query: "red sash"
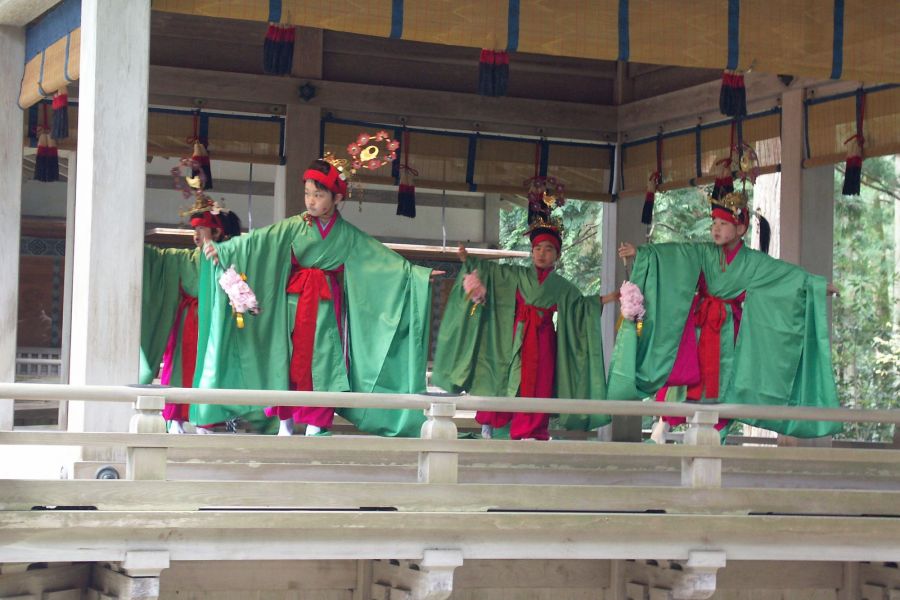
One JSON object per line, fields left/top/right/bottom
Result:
{"left": 287, "top": 266, "right": 334, "bottom": 392}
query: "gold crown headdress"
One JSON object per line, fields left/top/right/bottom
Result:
{"left": 172, "top": 158, "right": 228, "bottom": 220}
{"left": 524, "top": 175, "right": 566, "bottom": 234}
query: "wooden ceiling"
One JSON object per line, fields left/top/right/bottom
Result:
{"left": 149, "top": 11, "right": 721, "bottom": 111}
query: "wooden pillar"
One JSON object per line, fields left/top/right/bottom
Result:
{"left": 283, "top": 104, "right": 322, "bottom": 217}
{"left": 281, "top": 27, "right": 324, "bottom": 219}
{"left": 0, "top": 26, "right": 25, "bottom": 431}
{"left": 68, "top": 0, "right": 150, "bottom": 439}
{"left": 779, "top": 88, "right": 805, "bottom": 264}
{"left": 781, "top": 92, "right": 836, "bottom": 448}
{"left": 611, "top": 184, "right": 645, "bottom": 441}
{"left": 483, "top": 193, "right": 502, "bottom": 246}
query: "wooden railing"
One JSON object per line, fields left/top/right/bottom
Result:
{"left": 1, "top": 382, "right": 899, "bottom": 567}
{"left": 1, "top": 382, "right": 898, "bottom": 493}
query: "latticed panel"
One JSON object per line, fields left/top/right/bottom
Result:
{"left": 546, "top": 145, "right": 612, "bottom": 199}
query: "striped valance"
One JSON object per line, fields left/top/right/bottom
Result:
{"left": 19, "top": 0, "right": 81, "bottom": 109}
{"left": 153, "top": 0, "right": 900, "bottom": 83}
{"left": 806, "top": 85, "right": 900, "bottom": 167}
{"left": 323, "top": 119, "right": 613, "bottom": 201}
{"left": 25, "top": 104, "right": 286, "bottom": 165}
{"left": 621, "top": 110, "right": 782, "bottom": 196}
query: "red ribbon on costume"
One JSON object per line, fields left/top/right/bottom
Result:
{"left": 287, "top": 266, "right": 334, "bottom": 392}
{"left": 687, "top": 292, "right": 744, "bottom": 401}
{"left": 180, "top": 293, "right": 199, "bottom": 388}
{"left": 514, "top": 291, "right": 557, "bottom": 399}
{"left": 160, "top": 288, "right": 198, "bottom": 423}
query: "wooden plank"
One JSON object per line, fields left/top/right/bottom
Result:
{"left": 2, "top": 511, "right": 899, "bottom": 563}
{"left": 148, "top": 66, "right": 618, "bottom": 139}
{"left": 2, "top": 383, "right": 898, "bottom": 425}
{"left": 4, "top": 431, "right": 900, "bottom": 466}
{"left": 2, "top": 480, "right": 897, "bottom": 516}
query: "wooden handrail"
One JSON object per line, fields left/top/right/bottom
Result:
{"left": 1, "top": 383, "right": 898, "bottom": 425}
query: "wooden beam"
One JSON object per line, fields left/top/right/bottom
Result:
{"left": 148, "top": 66, "right": 618, "bottom": 140}
{"left": 2, "top": 511, "right": 899, "bottom": 563}
{"left": 3, "top": 480, "right": 898, "bottom": 515}
{"left": 618, "top": 74, "right": 863, "bottom": 142}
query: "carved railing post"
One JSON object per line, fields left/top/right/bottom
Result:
{"left": 671, "top": 550, "right": 726, "bottom": 600}
{"left": 418, "top": 402, "right": 458, "bottom": 484}
{"left": 127, "top": 395, "right": 167, "bottom": 481}
{"left": 681, "top": 410, "right": 722, "bottom": 488}
{"left": 371, "top": 550, "right": 463, "bottom": 600}
{"left": 91, "top": 551, "right": 169, "bottom": 600}
{"left": 412, "top": 549, "right": 464, "bottom": 600}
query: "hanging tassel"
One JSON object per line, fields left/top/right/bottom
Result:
{"left": 278, "top": 25, "right": 295, "bottom": 75}
{"left": 191, "top": 140, "right": 213, "bottom": 190}
{"left": 493, "top": 50, "right": 509, "bottom": 97}
{"left": 719, "top": 69, "right": 747, "bottom": 118}
{"left": 263, "top": 23, "right": 279, "bottom": 73}
{"left": 397, "top": 130, "right": 417, "bottom": 218}
{"left": 34, "top": 104, "right": 59, "bottom": 182}
{"left": 841, "top": 90, "right": 866, "bottom": 196}
{"left": 641, "top": 171, "right": 660, "bottom": 225}
{"left": 756, "top": 212, "right": 771, "bottom": 255}
{"left": 397, "top": 183, "right": 416, "bottom": 218}
{"left": 51, "top": 86, "right": 69, "bottom": 140}
{"left": 34, "top": 129, "right": 60, "bottom": 182}
{"left": 478, "top": 49, "right": 495, "bottom": 96}
{"left": 711, "top": 157, "right": 734, "bottom": 200}
{"left": 841, "top": 134, "right": 863, "bottom": 196}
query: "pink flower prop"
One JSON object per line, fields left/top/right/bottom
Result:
{"left": 219, "top": 266, "right": 260, "bottom": 316}
{"left": 620, "top": 281, "right": 645, "bottom": 321}
{"left": 463, "top": 269, "right": 487, "bottom": 305}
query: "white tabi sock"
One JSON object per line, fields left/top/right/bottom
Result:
{"left": 481, "top": 424, "right": 493, "bottom": 439}
{"left": 650, "top": 418, "right": 670, "bottom": 444}
{"left": 195, "top": 426, "right": 215, "bottom": 435}
{"left": 278, "top": 419, "right": 294, "bottom": 436}
{"left": 168, "top": 420, "right": 185, "bottom": 434}
{"left": 305, "top": 424, "right": 322, "bottom": 436}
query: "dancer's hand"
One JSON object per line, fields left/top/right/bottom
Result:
{"left": 617, "top": 242, "right": 636, "bottom": 259}
{"left": 457, "top": 244, "right": 468, "bottom": 262}
{"left": 430, "top": 270, "right": 446, "bottom": 283}
{"left": 600, "top": 290, "right": 620, "bottom": 305}
{"left": 203, "top": 241, "right": 219, "bottom": 265}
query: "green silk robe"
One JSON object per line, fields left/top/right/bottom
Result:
{"left": 194, "top": 213, "right": 433, "bottom": 436}
{"left": 607, "top": 243, "right": 841, "bottom": 437}
{"left": 139, "top": 245, "right": 199, "bottom": 386}
{"left": 432, "top": 256, "right": 610, "bottom": 431}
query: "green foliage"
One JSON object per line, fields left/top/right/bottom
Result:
{"left": 498, "top": 198, "right": 605, "bottom": 294}
{"left": 832, "top": 156, "right": 898, "bottom": 442}
{"left": 648, "top": 187, "right": 712, "bottom": 244}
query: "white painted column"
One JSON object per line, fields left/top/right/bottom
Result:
{"left": 58, "top": 151, "right": 76, "bottom": 429}
{"left": 0, "top": 26, "right": 25, "bottom": 431}
{"left": 779, "top": 88, "right": 805, "bottom": 264}
{"left": 68, "top": 0, "right": 150, "bottom": 436}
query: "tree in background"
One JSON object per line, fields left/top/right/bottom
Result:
{"left": 832, "top": 155, "right": 898, "bottom": 442}
{"left": 499, "top": 198, "right": 605, "bottom": 295}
